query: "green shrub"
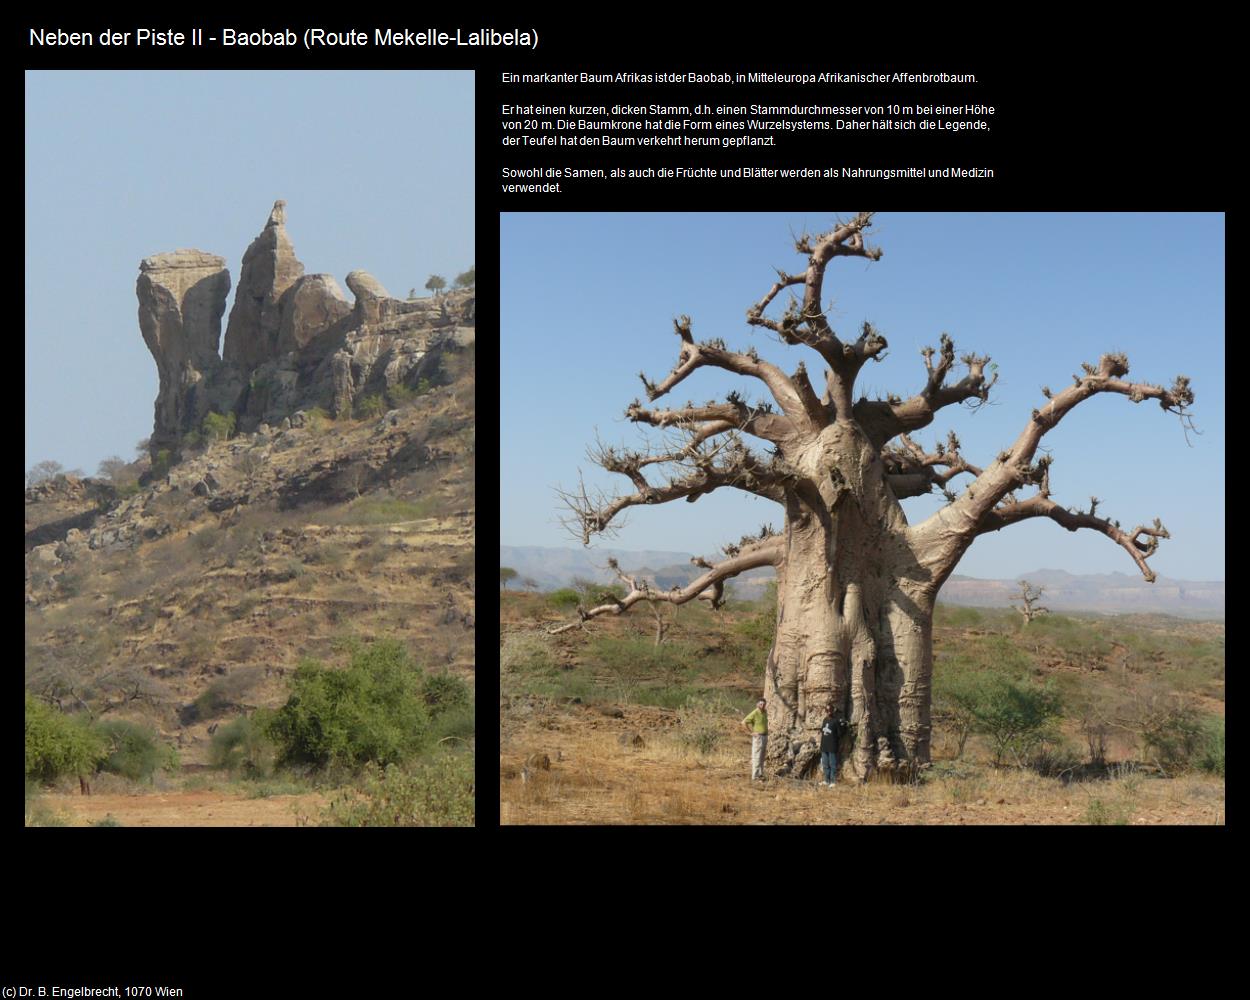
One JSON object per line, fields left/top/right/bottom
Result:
{"left": 1198, "top": 717, "right": 1225, "bottom": 777}
{"left": 304, "top": 406, "right": 332, "bottom": 433}
{"left": 264, "top": 639, "right": 429, "bottom": 771}
{"left": 202, "top": 411, "right": 237, "bottom": 442}
{"left": 387, "top": 384, "right": 416, "bottom": 406}
{"left": 24, "top": 693, "right": 107, "bottom": 785}
{"left": 936, "top": 605, "right": 984, "bottom": 628}
{"left": 209, "top": 715, "right": 276, "bottom": 778}
{"left": 941, "top": 673, "right": 1063, "bottom": 767}
{"left": 547, "top": 588, "right": 581, "bottom": 609}
{"left": 421, "top": 671, "right": 471, "bottom": 717}
{"left": 93, "top": 719, "right": 178, "bottom": 782}
{"left": 932, "top": 670, "right": 984, "bottom": 758}
{"left": 355, "top": 394, "right": 387, "bottom": 420}
{"left": 320, "top": 753, "right": 474, "bottom": 827}
{"left": 152, "top": 449, "right": 173, "bottom": 476}
{"left": 1083, "top": 797, "right": 1131, "bottom": 826}
{"left": 1139, "top": 699, "right": 1206, "bottom": 776}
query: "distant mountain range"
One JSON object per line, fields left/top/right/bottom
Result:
{"left": 500, "top": 545, "right": 1224, "bottom": 618}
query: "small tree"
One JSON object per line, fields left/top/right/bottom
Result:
{"left": 971, "top": 676, "right": 1063, "bottom": 767}
{"left": 455, "top": 265, "right": 475, "bottom": 289}
{"left": 202, "top": 411, "right": 237, "bottom": 443}
{"left": 25, "top": 460, "right": 64, "bottom": 487}
{"left": 96, "top": 455, "right": 129, "bottom": 481}
{"left": 425, "top": 274, "right": 447, "bottom": 298}
{"left": 1011, "top": 580, "right": 1050, "bottom": 625}
{"left": 500, "top": 566, "right": 519, "bottom": 590}
{"left": 25, "top": 693, "right": 106, "bottom": 791}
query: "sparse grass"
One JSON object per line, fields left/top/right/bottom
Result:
{"left": 500, "top": 591, "right": 1224, "bottom": 825}
{"left": 342, "top": 497, "right": 438, "bottom": 524}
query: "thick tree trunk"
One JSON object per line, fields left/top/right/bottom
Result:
{"left": 762, "top": 425, "right": 935, "bottom": 782}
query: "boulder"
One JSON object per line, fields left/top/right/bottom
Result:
{"left": 345, "top": 270, "right": 391, "bottom": 323}
{"left": 275, "top": 273, "right": 352, "bottom": 354}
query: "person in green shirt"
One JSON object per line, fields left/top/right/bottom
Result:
{"left": 741, "top": 699, "right": 768, "bottom": 781}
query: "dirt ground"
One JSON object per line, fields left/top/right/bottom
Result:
{"left": 34, "top": 790, "right": 327, "bottom": 827}
{"left": 500, "top": 700, "right": 1226, "bottom": 826}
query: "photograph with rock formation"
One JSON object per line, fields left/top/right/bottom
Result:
{"left": 500, "top": 212, "right": 1224, "bottom": 825}
{"left": 25, "top": 71, "right": 475, "bottom": 826}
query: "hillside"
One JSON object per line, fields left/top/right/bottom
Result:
{"left": 25, "top": 204, "right": 475, "bottom": 826}
{"left": 500, "top": 591, "right": 1224, "bottom": 825}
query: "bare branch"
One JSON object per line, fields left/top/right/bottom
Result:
{"left": 640, "top": 316, "right": 822, "bottom": 431}
{"left": 548, "top": 534, "right": 783, "bottom": 634}
{"left": 624, "top": 396, "right": 795, "bottom": 446}
{"left": 882, "top": 430, "right": 983, "bottom": 500}
{"left": 559, "top": 434, "right": 796, "bottom": 544}
{"left": 978, "top": 496, "right": 1171, "bottom": 583}
{"left": 945, "top": 353, "right": 1193, "bottom": 526}
{"left": 745, "top": 214, "right": 884, "bottom": 419}
{"left": 857, "top": 334, "right": 998, "bottom": 447}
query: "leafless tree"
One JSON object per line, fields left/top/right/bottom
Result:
{"left": 1011, "top": 580, "right": 1050, "bottom": 625}
{"left": 556, "top": 214, "right": 1194, "bottom": 781}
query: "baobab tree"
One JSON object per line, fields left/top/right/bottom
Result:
{"left": 558, "top": 214, "right": 1194, "bottom": 781}
{"left": 1011, "top": 580, "right": 1050, "bottom": 625}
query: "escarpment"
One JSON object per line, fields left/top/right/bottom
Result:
{"left": 137, "top": 200, "right": 473, "bottom": 460}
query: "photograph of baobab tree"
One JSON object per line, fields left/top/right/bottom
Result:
{"left": 500, "top": 212, "right": 1223, "bottom": 825}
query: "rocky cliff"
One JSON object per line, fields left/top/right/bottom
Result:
{"left": 138, "top": 200, "right": 473, "bottom": 459}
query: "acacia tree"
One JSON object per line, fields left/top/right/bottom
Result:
{"left": 558, "top": 214, "right": 1195, "bottom": 781}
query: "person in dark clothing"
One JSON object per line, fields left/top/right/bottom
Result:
{"left": 820, "top": 705, "right": 847, "bottom": 786}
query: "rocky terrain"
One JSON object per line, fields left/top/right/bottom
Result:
{"left": 138, "top": 199, "right": 473, "bottom": 459}
{"left": 25, "top": 203, "right": 475, "bottom": 775}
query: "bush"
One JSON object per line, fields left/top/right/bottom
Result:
{"left": 676, "top": 694, "right": 735, "bottom": 755}
{"left": 304, "top": 406, "right": 332, "bottom": 433}
{"left": 25, "top": 692, "right": 106, "bottom": 785}
{"left": 387, "top": 383, "right": 416, "bottom": 406}
{"left": 938, "top": 673, "right": 1063, "bottom": 767}
{"left": 1198, "top": 717, "right": 1225, "bottom": 777}
{"left": 355, "top": 394, "right": 387, "bottom": 420}
{"left": 264, "top": 639, "right": 429, "bottom": 771}
{"left": 1139, "top": 698, "right": 1206, "bottom": 776}
{"left": 94, "top": 719, "right": 178, "bottom": 783}
{"left": 547, "top": 588, "right": 581, "bottom": 609}
{"left": 421, "top": 671, "right": 471, "bottom": 717}
{"left": 209, "top": 715, "right": 276, "bottom": 778}
{"left": 932, "top": 670, "right": 984, "bottom": 759}
{"left": 320, "top": 754, "right": 474, "bottom": 827}
{"left": 202, "top": 411, "right": 237, "bottom": 443}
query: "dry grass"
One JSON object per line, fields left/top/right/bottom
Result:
{"left": 500, "top": 699, "right": 1225, "bottom": 826}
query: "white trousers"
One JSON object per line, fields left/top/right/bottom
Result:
{"left": 751, "top": 733, "right": 768, "bottom": 780}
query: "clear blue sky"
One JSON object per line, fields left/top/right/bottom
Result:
{"left": 25, "top": 70, "right": 474, "bottom": 475}
{"left": 502, "top": 213, "right": 1225, "bottom": 582}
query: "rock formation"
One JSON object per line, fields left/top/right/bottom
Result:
{"left": 222, "top": 202, "right": 305, "bottom": 369}
{"left": 137, "top": 200, "right": 471, "bottom": 459}
{"left": 136, "top": 251, "right": 232, "bottom": 456}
